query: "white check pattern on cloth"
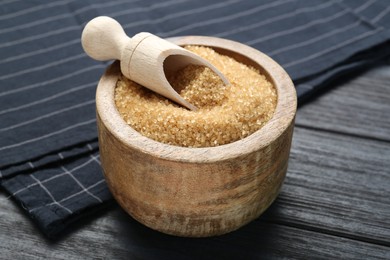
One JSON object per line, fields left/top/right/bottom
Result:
{"left": 1, "top": 149, "right": 109, "bottom": 237}
{"left": 1, "top": 0, "right": 389, "bottom": 237}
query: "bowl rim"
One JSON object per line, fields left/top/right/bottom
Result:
{"left": 96, "top": 36, "right": 297, "bottom": 163}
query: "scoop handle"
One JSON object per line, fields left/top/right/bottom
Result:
{"left": 81, "top": 16, "right": 130, "bottom": 61}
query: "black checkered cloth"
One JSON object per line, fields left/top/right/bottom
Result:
{"left": 1, "top": 0, "right": 389, "bottom": 238}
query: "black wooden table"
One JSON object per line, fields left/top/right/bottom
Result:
{"left": 1, "top": 65, "right": 389, "bottom": 259}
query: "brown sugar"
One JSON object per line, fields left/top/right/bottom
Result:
{"left": 114, "top": 46, "right": 277, "bottom": 148}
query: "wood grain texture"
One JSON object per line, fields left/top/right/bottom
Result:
{"left": 1, "top": 193, "right": 389, "bottom": 260}
{"left": 1, "top": 52, "right": 390, "bottom": 259}
{"left": 269, "top": 126, "right": 390, "bottom": 245}
{"left": 296, "top": 66, "right": 390, "bottom": 141}
{"left": 96, "top": 36, "right": 297, "bottom": 237}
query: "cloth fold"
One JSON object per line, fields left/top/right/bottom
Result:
{"left": 1, "top": 0, "right": 389, "bottom": 237}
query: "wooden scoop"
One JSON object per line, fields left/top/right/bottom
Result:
{"left": 81, "top": 16, "right": 229, "bottom": 110}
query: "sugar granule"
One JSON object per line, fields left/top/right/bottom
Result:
{"left": 115, "top": 46, "right": 277, "bottom": 147}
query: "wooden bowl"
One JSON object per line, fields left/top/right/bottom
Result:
{"left": 96, "top": 36, "right": 297, "bottom": 237}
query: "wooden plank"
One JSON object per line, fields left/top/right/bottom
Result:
{"left": 266, "top": 126, "right": 390, "bottom": 245}
{"left": 1, "top": 194, "right": 389, "bottom": 259}
{"left": 0, "top": 126, "right": 389, "bottom": 258}
{"left": 1, "top": 66, "right": 390, "bottom": 258}
{"left": 296, "top": 65, "right": 390, "bottom": 141}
